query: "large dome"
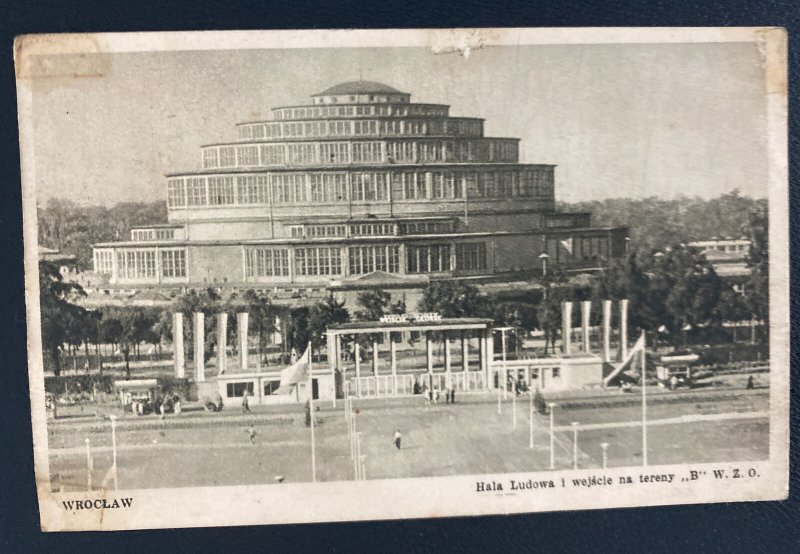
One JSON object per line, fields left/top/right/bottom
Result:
{"left": 313, "top": 80, "right": 405, "bottom": 96}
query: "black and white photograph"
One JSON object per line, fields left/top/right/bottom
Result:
{"left": 15, "top": 28, "right": 789, "bottom": 531}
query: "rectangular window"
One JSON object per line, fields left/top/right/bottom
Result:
{"left": 455, "top": 242, "right": 488, "bottom": 271}
{"left": 202, "top": 149, "right": 219, "bottom": 169}
{"left": 348, "top": 245, "right": 400, "bottom": 275}
{"left": 160, "top": 249, "right": 187, "bottom": 278}
{"left": 116, "top": 249, "right": 157, "bottom": 280}
{"left": 351, "top": 142, "right": 382, "bottom": 163}
{"left": 309, "top": 173, "right": 347, "bottom": 203}
{"left": 286, "top": 144, "right": 316, "bottom": 165}
{"left": 237, "top": 146, "right": 259, "bottom": 167}
{"left": 319, "top": 142, "right": 349, "bottom": 164}
{"left": 236, "top": 175, "right": 269, "bottom": 204}
{"left": 219, "top": 147, "right": 236, "bottom": 168}
{"left": 270, "top": 174, "right": 307, "bottom": 204}
{"left": 295, "top": 247, "right": 342, "bottom": 276}
{"left": 167, "top": 179, "right": 186, "bottom": 208}
{"left": 260, "top": 144, "right": 285, "bottom": 165}
{"left": 226, "top": 382, "right": 254, "bottom": 398}
{"left": 208, "top": 176, "right": 235, "bottom": 205}
{"left": 93, "top": 250, "right": 114, "bottom": 274}
{"left": 244, "top": 247, "right": 290, "bottom": 278}
{"left": 186, "top": 177, "right": 207, "bottom": 206}
{"left": 304, "top": 224, "right": 347, "bottom": 238}
{"left": 350, "top": 173, "right": 388, "bottom": 202}
{"left": 406, "top": 244, "right": 451, "bottom": 274}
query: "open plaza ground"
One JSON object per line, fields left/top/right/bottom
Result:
{"left": 47, "top": 386, "right": 769, "bottom": 492}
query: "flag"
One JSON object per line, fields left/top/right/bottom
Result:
{"left": 560, "top": 237, "right": 573, "bottom": 254}
{"left": 603, "top": 332, "right": 646, "bottom": 386}
{"left": 276, "top": 346, "right": 310, "bottom": 394}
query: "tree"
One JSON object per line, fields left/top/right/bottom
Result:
{"left": 241, "top": 290, "right": 277, "bottom": 365}
{"left": 417, "top": 280, "right": 485, "bottom": 317}
{"left": 745, "top": 203, "right": 768, "bottom": 339}
{"left": 355, "top": 290, "right": 392, "bottom": 321}
{"left": 39, "top": 261, "right": 86, "bottom": 375}
{"left": 308, "top": 294, "right": 350, "bottom": 350}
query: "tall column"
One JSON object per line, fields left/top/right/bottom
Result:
{"left": 327, "top": 332, "right": 337, "bottom": 405}
{"left": 390, "top": 334, "right": 397, "bottom": 396}
{"left": 193, "top": 312, "right": 205, "bottom": 382}
{"left": 217, "top": 313, "right": 228, "bottom": 375}
{"left": 562, "top": 301, "right": 573, "bottom": 355}
{"left": 581, "top": 300, "right": 591, "bottom": 353}
{"left": 237, "top": 312, "right": 249, "bottom": 371}
{"left": 372, "top": 338, "right": 379, "bottom": 378}
{"left": 173, "top": 313, "right": 185, "bottom": 378}
{"left": 444, "top": 333, "right": 452, "bottom": 388}
{"left": 602, "top": 300, "right": 612, "bottom": 362}
{"left": 461, "top": 331, "right": 469, "bottom": 372}
{"left": 485, "top": 329, "right": 493, "bottom": 389}
{"left": 426, "top": 331, "right": 433, "bottom": 380}
{"left": 619, "top": 299, "right": 629, "bottom": 360}
{"left": 354, "top": 341, "right": 361, "bottom": 380}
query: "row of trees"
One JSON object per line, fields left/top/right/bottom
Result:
{"left": 39, "top": 191, "right": 765, "bottom": 273}
{"left": 39, "top": 196, "right": 768, "bottom": 375}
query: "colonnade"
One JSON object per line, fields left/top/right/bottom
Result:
{"left": 560, "top": 299, "right": 629, "bottom": 361}
{"left": 172, "top": 311, "right": 251, "bottom": 382}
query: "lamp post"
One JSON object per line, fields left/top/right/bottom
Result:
{"left": 539, "top": 253, "right": 550, "bottom": 277}
{"left": 548, "top": 402, "right": 557, "bottom": 469}
{"left": 109, "top": 414, "right": 118, "bottom": 490}
{"left": 495, "top": 327, "right": 513, "bottom": 400}
{"left": 85, "top": 438, "right": 92, "bottom": 492}
{"left": 571, "top": 421, "right": 579, "bottom": 470}
{"left": 529, "top": 408, "right": 534, "bottom": 449}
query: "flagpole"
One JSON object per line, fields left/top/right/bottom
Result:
{"left": 641, "top": 331, "right": 647, "bottom": 467}
{"left": 309, "top": 342, "right": 317, "bottom": 483}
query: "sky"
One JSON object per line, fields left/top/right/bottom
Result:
{"left": 27, "top": 41, "right": 769, "bottom": 207}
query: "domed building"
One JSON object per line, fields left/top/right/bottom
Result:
{"left": 92, "top": 81, "right": 627, "bottom": 296}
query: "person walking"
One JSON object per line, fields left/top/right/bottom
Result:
{"left": 242, "top": 389, "right": 251, "bottom": 413}
{"left": 450, "top": 387, "right": 456, "bottom": 404}
{"left": 393, "top": 429, "right": 402, "bottom": 450}
{"left": 248, "top": 424, "right": 257, "bottom": 444}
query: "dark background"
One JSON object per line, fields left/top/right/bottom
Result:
{"left": 1, "top": 1, "right": 797, "bottom": 551}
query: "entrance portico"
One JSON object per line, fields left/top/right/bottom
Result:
{"left": 326, "top": 316, "right": 494, "bottom": 399}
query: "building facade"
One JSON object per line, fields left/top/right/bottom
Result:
{"left": 92, "top": 81, "right": 627, "bottom": 290}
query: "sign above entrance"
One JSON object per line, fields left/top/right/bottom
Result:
{"left": 379, "top": 312, "right": 442, "bottom": 324}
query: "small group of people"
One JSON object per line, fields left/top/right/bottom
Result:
{"left": 131, "top": 394, "right": 181, "bottom": 417}
{"left": 425, "top": 387, "right": 457, "bottom": 405}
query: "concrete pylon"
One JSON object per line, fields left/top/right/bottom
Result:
{"left": 193, "top": 312, "right": 205, "bottom": 382}
{"left": 173, "top": 313, "right": 185, "bottom": 378}
{"left": 562, "top": 301, "right": 573, "bottom": 355}
{"left": 237, "top": 312, "right": 249, "bottom": 371}
{"left": 602, "top": 300, "right": 612, "bottom": 362}
{"left": 217, "top": 312, "right": 228, "bottom": 375}
{"left": 619, "top": 299, "right": 629, "bottom": 360}
{"left": 581, "top": 300, "right": 591, "bottom": 353}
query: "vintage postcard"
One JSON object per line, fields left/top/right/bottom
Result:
{"left": 16, "top": 28, "right": 788, "bottom": 531}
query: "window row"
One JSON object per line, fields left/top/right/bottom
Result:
{"left": 269, "top": 103, "right": 447, "bottom": 121}
{"left": 167, "top": 169, "right": 553, "bottom": 208}
{"left": 232, "top": 117, "right": 483, "bottom": 144}
{"left": 100, "top": 242, "right": 490, "bottom": 281}
{"left": 201, "top": 139, "right": 517, "bottom": 169}
{"left": 103, "top": 249, "right": 187, "bottom": 280}
{"left": 288, "top": 221, "right": 453, "bottom": 239}
{"left": 130, "top": 228, "right": 177, "bottom": 241}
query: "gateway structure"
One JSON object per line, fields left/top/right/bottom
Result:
{"left": 92, "top": 81, "right": 627, "bottom": 290}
